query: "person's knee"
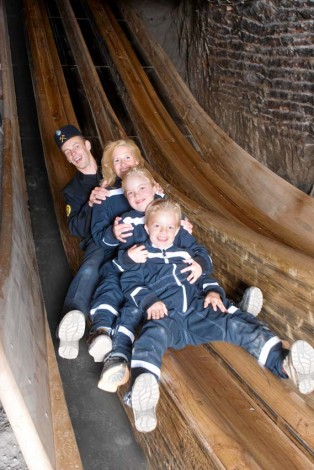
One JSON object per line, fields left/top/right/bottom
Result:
{"left": 140, "top": 321, "right": 170, "bottom": 348}
{"left": 78, "top": 262, "right": 99, "bottom": 278}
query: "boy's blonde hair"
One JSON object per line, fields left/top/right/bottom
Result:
{"left": 122, "top": 167, "right": 156, "bottom": 192}
{"left": 101, "top": 139, "right": 145, "bottom": 186}
{"left": 145, "top": 199, "right": 182, "bottom": 228}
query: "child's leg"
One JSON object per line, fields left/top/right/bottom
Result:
{"left": 88, "top": 266, "right": 124, "bottom": 362}
{"left": 238, "top": 286, "right": 263, "bottom": 317}
{"left": 186, "top": 301, "right": 286, "bottom": 373}
{"left": 282, "top": 341, "right": 314, "bottom": 394}
{"left": 98, "top": 306, "right": 143, "bottom": 392}
{"left": 131, "top": 316, "right": 178, "bottom": 381}
{"left": 187, "top": 301, "right": 278, "bottom": 358}
{"left": 129, "top": 316, "right": 180, "bottom": 433}
{"left": 131, "top": 372, "right": 160, "bottom": 433}
{"left": 188, "top": 302, "right": 314, "bottom": 394}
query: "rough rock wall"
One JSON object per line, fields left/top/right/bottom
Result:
{"left": 130, "top": 0, "right": 314, "bottom": 194}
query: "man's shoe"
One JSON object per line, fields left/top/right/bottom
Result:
{"left": 98, "top": 355, "right": 129, "bottom": 392}
{"left": 58, "top": 310, "right": 85, "bottom": 359}
{"left": 88, "top": 329, "right": 112, "bottom": 362}
{"left": 283, "top": 340, "right": 314, "bottom": 394}
{"left": 238, "top": 286, "right": 263, "bottom": 317}
{"left": 131, "top": 373, "right": 160, "bottom": 433}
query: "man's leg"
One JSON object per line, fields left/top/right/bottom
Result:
{"left": 58, "top": 241, "right": 105, "bottom": 359}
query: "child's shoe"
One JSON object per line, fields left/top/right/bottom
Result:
{"left": 57, "top": 310, "right": 86, "bottom": 359}
{"left": 283, "top": 340, "right": 314, "bottom": 394}
{"left": 98, "top": 355, "right": 129, "bottom": 392}
{"left": 88, "top": 329, "right": 112, "bottom": 362}
{"left": 131, "top": 373, "right": 160, "bottom": 433}
{"left": 238, "top": 286, "right": 263, "bottom": 317}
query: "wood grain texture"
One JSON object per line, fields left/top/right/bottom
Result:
{"left": 23, "top": 0, "right": 82, "bottom": 273}
{"left": 19, "top": 0, "right": 314, "bottom": 467}
{"left": 0, "top": 1, "right": 82, "bottom": 468}
{"left": 97, "top": 0, "right": 314, "bottom": 257}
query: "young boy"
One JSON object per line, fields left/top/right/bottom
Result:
{"left": 120, "top": 198, "right": 314, "bottom": 433}
{"left": 97, "top": 167, "right": 214, "bottom": 390}
{"left": 97, "top": 168, "right": 263, "bottom": 392}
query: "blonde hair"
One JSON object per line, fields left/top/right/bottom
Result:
{"left": 121, "top": 167, "right": 156, "bottom": 192}
{"left": 101, "top": 139, "right": 145, "bottom": 186}
{"left": 145, "top": 198, "right": 182, "bottom": 228}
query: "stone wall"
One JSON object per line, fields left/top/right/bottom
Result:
{"left": 130, "top": 0, "right": 314, "bottom": 194}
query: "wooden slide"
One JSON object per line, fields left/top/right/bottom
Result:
{"left": 0, "top": 1, "right": 82, "bottom": 468}
{"left": 1, "top": 0, "right": 313, "bottom": 468}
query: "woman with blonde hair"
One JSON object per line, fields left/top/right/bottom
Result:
{"left": 87, "top": 138, "right": 147, "bottom": 363}
{"left": 101, "top": 138, "right": 145, "bottom": 187}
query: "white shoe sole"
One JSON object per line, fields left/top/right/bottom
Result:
{"left": 88, "top": 334, "right": 112, "bottom": 362}
{"left": 131, "top": 373, "right": 159, "bottom": 433}
{"left": 238, "top": 287, "right": 263, "bottom": 317}
{"left": 98, "top": 362, "right": 130, "bottom": 393}
{"left": 58, "top": 310, "right": 85, "bottom": 359}
{"left": 291, "top": 340, "right": 314, "bottom": 394}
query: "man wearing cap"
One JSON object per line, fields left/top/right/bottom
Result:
{"left": 54, "top": 124, "right": 109, "bottom": 359}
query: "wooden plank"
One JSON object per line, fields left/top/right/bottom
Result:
{"left": 55, "top": 0, "right": 124, "bottom": 143}
{"left": 0, "top": 1, "right": 82, "bottom": 468}
{"left": 208, "top": 344, "right": 314, "bottom": 456}
{"left": 46, "top": 318, "right": 83, "bottom": 470}
{"left": 88, "top": 0, "right": 314, "bottom": 257}
{"left": 118, "top": 347, "right": 313, "bottom": 469}
{"left": 23, "top": 0, "right": 82, "bottom": 272}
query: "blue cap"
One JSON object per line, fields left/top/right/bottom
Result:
{"left": 54, "top": 125, "right": 82, "bottom": 149}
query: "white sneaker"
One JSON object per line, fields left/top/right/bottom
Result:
{"left": 131, "top": 373, "right": 160, "bottom": 433}
{"left": 283, "top": 340, "right": 314, "bottom": 394}
{"left": 88, "top": 332, "right": 112, "bottom": 362}
{"left": 58, "top": 310, "right": 85, "bottom": 359}
{"left": 98, "top": 356, "right": 129, "bottom": 392}
{"left": 238, "top": 287, "right": 263, "bottom": 317}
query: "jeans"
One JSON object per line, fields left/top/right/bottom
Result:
{"left": 62, "top": 239, "right": 106, "bottom": 318}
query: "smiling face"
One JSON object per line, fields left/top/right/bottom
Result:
{"left": 124, "top": 173, "right": 156, "bottom": 212}
{"left": 61, "top": 136, "right": 96, "bottom": 174}
{"left": 112, "top": 145, "right": 139, "bottom": 178}
{"left": 145, "top": 209, "right": 180, "bottom": 249}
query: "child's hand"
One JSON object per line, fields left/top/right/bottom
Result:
{"left": 113, "top": 216, "right": 134, "bottom": 242}
{"left": 127, "top": 244, "right": 148, "bottom": 263}
{"left": 204, "top": 291, "right": 227, "bottom": 312}
{"left": 88, "top": 186, "right": 110, "bottom": 207}
{"left": 181, "top": 259, "right": 202, "bottom": 284}
{"left": 181, "top": 217, "right": 193, "bottom": 234}
{"left": 147, "top": 301, "right": 168, "bottom": 320}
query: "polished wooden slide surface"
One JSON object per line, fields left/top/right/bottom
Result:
{"left": 93, "top": 0, "right": 314, "bottom": 258}
{"left": 6, "top": 0, "right": 314, "bottom": 467}
{"left": 0, "top": 1, "right": 82, "bottom": 468}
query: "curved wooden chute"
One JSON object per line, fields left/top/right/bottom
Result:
{"left": 4, "top": 0, "right": 313, "bottom": 467}
{"left": 89, "top": 0, "right": 314, "bottom": 258}
{"left": 0, "top": 1, "right": 82, "bottom": 468}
